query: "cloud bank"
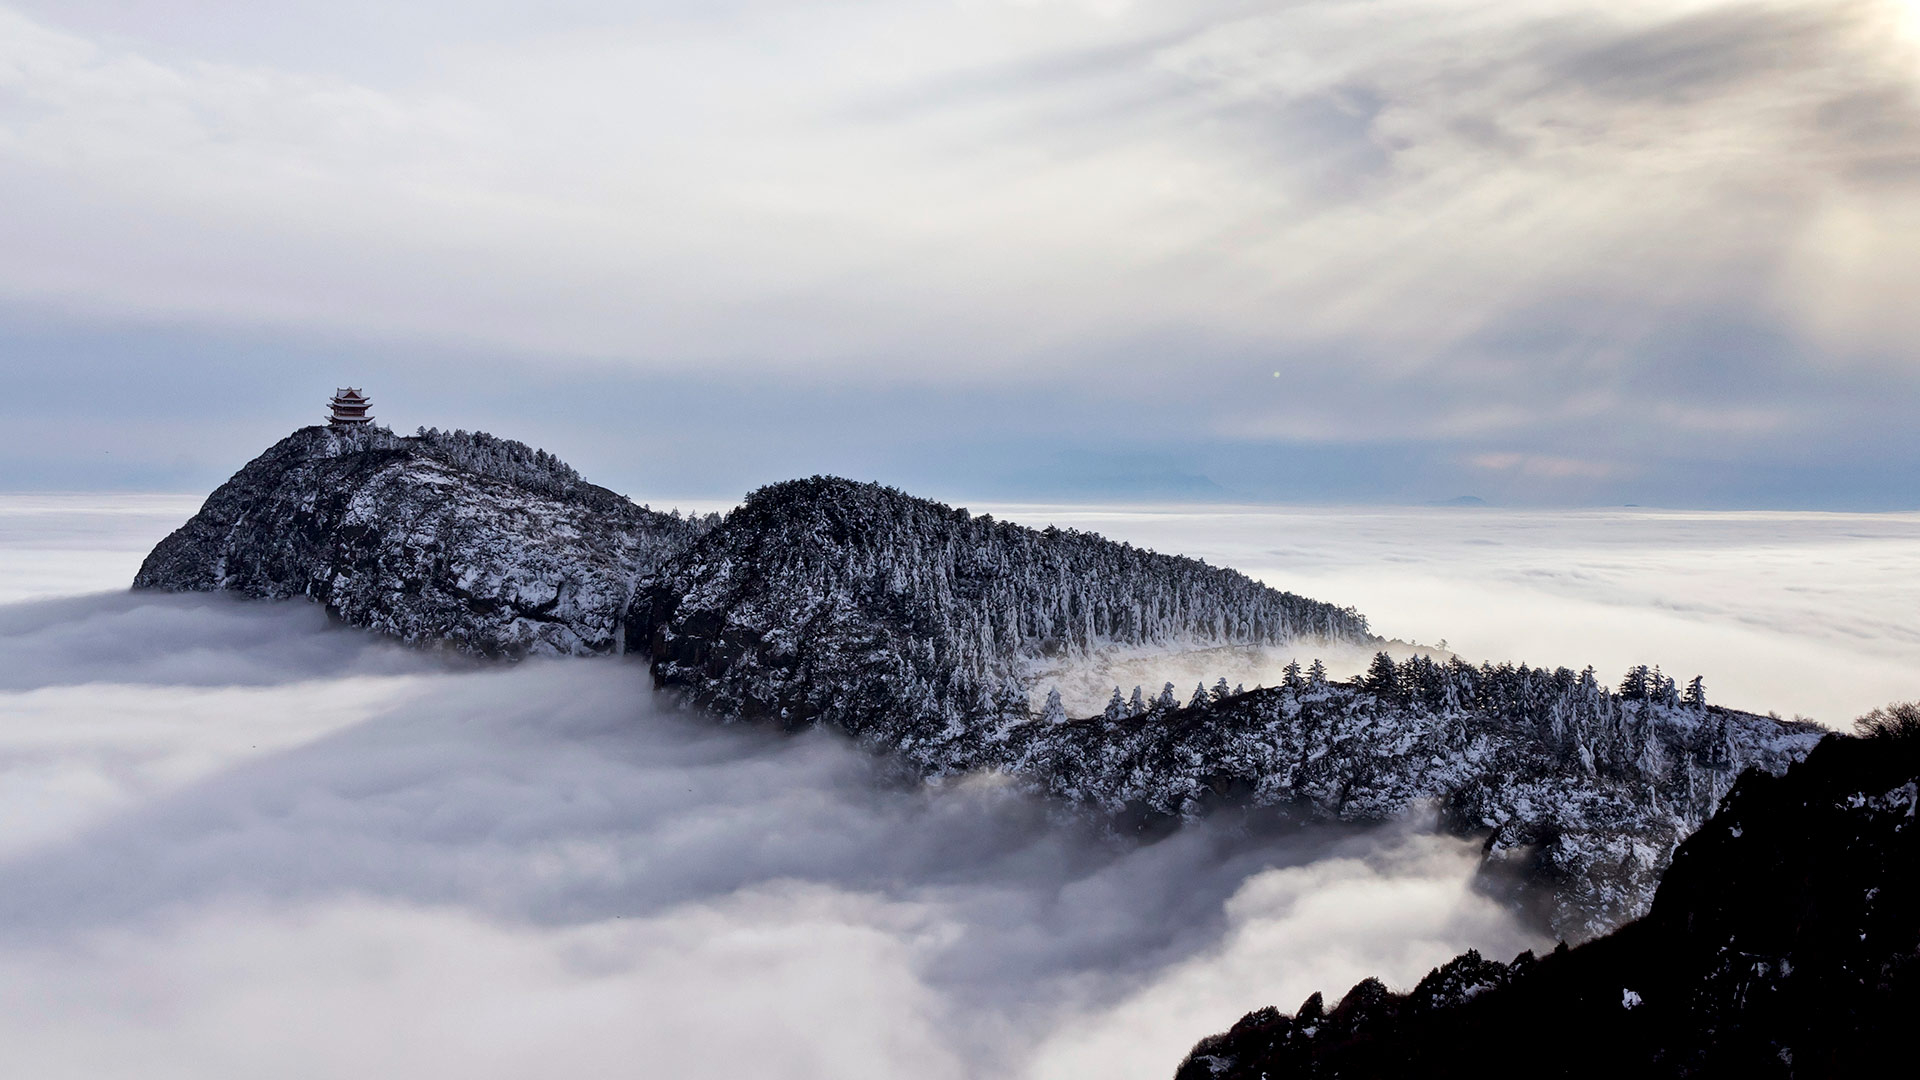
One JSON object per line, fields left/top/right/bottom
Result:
{"left": 0, "top": 490, "right": 1562, "bottom": 1078}
{"left": 986, "top": 500, "right": 1920, "bottom": 724}
{"left": 0, "top": 591, "right": 1533, "bottom": 1079}
{"left": 8, "top": 491, "right": 1911, "bottom": 1076}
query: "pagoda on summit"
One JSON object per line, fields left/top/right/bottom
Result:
{"left": 327, "top": 388, "right": 373, "bottom": 426}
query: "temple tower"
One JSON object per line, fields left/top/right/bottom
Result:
{"left": 328, "top": 387, "right": 373, "bottom": 426}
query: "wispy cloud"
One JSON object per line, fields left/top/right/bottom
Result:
{"left": 3, "top": 1, "right": 1918, "bottom": 504}
{"left": 2, "top": 1, "right": 1916, "bottom": 362}
{"left": 1467, "top": 451, "right": 1623, "bottom": 480}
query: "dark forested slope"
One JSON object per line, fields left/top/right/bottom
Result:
{"left": 1175, "top": 708, "right": 1918, "bottom": 1079}
{"left": 631, "top": 476, "right": 1374, "bottom": 772}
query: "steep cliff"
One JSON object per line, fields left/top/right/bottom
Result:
{"left": 134, "top": 425, "right": 707, "bottom": 656}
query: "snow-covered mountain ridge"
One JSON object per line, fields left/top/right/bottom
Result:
{"left": 633, "top": 475, "right": 1375, "bottom": 775}
{"left": 133, "top": 427, "right": 1822, "bottom": 936}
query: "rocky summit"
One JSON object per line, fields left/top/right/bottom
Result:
{"left": 134, "top": 425, "right": 709, "bottom": 656}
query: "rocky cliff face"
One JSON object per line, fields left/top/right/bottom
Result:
{"left": 631, "top": 476, "right": 1375, "bottom": 773}
{"left": 1175, "top": 716, "right": 1917, "bottom": 1079}
{"left": 134, "top": 425, "right": 707, "bottom": 656}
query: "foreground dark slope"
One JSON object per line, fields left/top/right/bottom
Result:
{"left": 135, "top": 425, "right": 708, "bottom": 656}
{"left": 1176, "top": 715, "right": 1918, "bottom": 1079}
{"left": 632, "top": 476, "right": 1374, "bottom": 772}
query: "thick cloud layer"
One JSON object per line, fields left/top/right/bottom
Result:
{"left": 0, "top": 494, "right": 204, "bottom": 603}
{"left": 0, "top": 497, "right": 1540, "bottom": 1078}
{"left": 10, "top": 494, "right": 1911, "bottom": 1076}
{"left": 0, "top": 601, "right": 1530, "bottom": 1079}
{"left": 988, "top": 501, "right": 1920, "bottom": 724}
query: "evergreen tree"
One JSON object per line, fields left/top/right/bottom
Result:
{"left": 1212, "top": 677, "right": 1232, "bottom": 703}
{"left": 1282, "top": 659, "right": 1304, "bottom": 692}
{"left": 996, "top": 675, "right": 1030, "bottom": 723}
{"left": 1307, "top": 659, "right": 1328, "bottom": 692}
{"left": 1041, "top": 687, "right": 1067, "bottom": 724}
{"left": 1128, "top": 685, "right": 1146, "bottom": 717}
{"left": 1155, "top": 682, "right": 1179, "bottom": 711}
{"left": 1619, "top": 665, "right": 1651, "bottom": 701}
{"left": 1684, "top": 675, "right": 1707, "bottom": 710}
{"left": 1650, "top": 666, "right": 1678, "bottom": 707}
{"left": 1103, "top": 687, "right": 1126, "bottom": 722}
{"left": 1189, "top": 682, "right": 1210, "bottom": 709}
{"left": 1367, "top": 651, "right": 1399, "bottom": 699}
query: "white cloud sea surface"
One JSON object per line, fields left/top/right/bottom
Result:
{"left": 11, "top": 494, "right": 1918, "bottom": 1077}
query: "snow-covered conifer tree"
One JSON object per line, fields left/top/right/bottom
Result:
{"left": 1683, "top": 675, "right": 1706, "bottom": 710}
{"left": 1039, "top": 688, "right": 1068, "bottom": 724}
{"left": 1367, "top": 651, "right": 1398, "bottom": 699}
{"left": 1619, "top": 665, "right": 1651, "bottom": 701}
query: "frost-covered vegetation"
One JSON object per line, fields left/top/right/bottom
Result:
{"left": 1008, "top": 653, "right": 1822, "bottom": 937}
{"left": 412, "top": 426, "right": 587, "bottom": 500}
{"left": 636, "top": 476, "right": 1374, "bottom": 771}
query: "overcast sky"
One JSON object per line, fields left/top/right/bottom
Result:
{"left": 4, "top": 0, "right": 1918, "bottom": 506}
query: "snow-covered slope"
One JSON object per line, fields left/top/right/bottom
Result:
{"left": 632, "top": 476, "right": 1375, "bottom": 773}
{"left": 134, "top": 425, "right": 708, "bottom": 656}
{"left": 1005, "top": 657, "right": 1821, "bottom": 939}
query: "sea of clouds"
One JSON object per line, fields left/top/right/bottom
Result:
{"left": 4, "top": 495, "right": 1915, "bottom": 1077}
{"left": 986, "top": 503, "right": 1920, "bottom": 725}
